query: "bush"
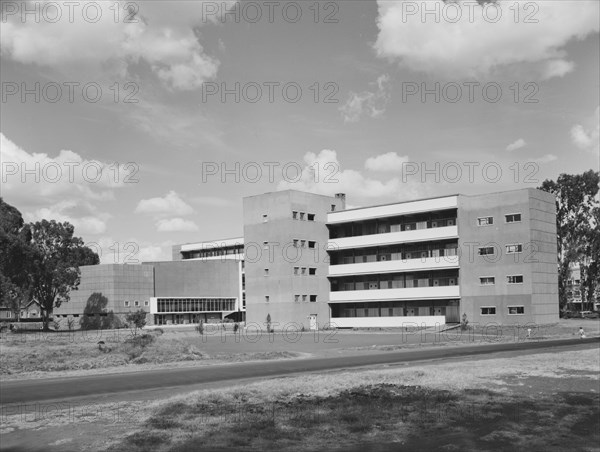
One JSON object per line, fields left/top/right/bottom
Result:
{"left": 196, "top": 322, "right": 204, "bottom": 335}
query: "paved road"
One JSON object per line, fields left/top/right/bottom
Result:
{"left": 1, "top": 337, "right": 598, "bottom": 405}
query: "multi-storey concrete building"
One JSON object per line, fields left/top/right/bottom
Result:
{"left": 243, "top": 190, "right": 346, "bottom": 330}
{"left": 52, "top": 187, "right": 558, "bottom": 330}
{"left": 327, "top": 188, "right": 558, "bottom": 327}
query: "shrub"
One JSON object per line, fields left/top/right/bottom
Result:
{"left": 196, "top": 321, "right": 204, "bottom": 335}
{"left": 460, "top": 313, "right": 469, "bottom": 331}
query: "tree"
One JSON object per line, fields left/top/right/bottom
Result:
{"left": 125, "top": 309, "right": 147, "bottom": 337}
{"left": 266, "top": 313, "right": 272, "bottom": 333}
{"left": 25, "top": 219, "right": 99, "bottom": 330}
{"left": 0, "top": 198, "right": 37, "bottom": 320}
{"left": 539, "top": 170, "right": 600, "bottom": 311}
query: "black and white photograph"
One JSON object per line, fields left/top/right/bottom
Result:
{"left": 1, "top": 1, "right": 599, "bottom": 451}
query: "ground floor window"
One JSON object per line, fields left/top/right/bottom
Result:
{"left": 331, "top": 300, "right": 460, "bottom": 323}
{"left": 508, "top": 306, "right": 525, "bottom": 315}
{"left": 481, "top": 307, "right": 496, "bottom": 315}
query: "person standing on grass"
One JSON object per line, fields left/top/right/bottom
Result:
{"left": 579, "top": 327, "right": 586, "bottom": 339}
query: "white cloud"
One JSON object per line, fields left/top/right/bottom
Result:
{"left": 374, "top": 0, "right": 599, "bottom": 80}
{"left": 135, "top": 191, "right": 194, "bottom": 216}
{"left": 506, "top": 138, "right": 526, "bottom": 152}
{"left": 0, "top": 1, "right": 226, "bottom": 90}
{"left": 340, "top": 74, "right": 391, "bottom": 123}
{"left": 92, "top": 236, "right": 174, "bottom": 263}
{"left": 277, "top": 149, "right": 422, "bottom": 203}
{"left": 530, "top": 154, "right": 558, "bottom": 163}
{"left": 0, "top": 133, "right": 129, "bottom": 234}
{"left": 156, "top": 218, "right": 199, "bottom": 232}
{"left": 24, "top": 200, "right": 110, "bottom": 235}
{"left": 365, "top": 152, "right": 409, "bottom": 172}
{"left": 571, "top": 107, "right": 600, "bottom": 153}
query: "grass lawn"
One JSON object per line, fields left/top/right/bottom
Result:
{"left": 106, "top": 347, "right": 598, "bottom": 451}
{"left": 1, "top": 347, "right": 598, "bottom": 451}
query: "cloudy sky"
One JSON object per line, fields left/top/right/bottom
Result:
{"left": 1, "top": 0, "right": 599, "bottom": 262}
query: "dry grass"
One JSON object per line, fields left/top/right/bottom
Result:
{"left": 103, "top": 348, "right": 600, "bottom": 452}
{"left": 0, "top": 329, "right": 300, "bottom": 380}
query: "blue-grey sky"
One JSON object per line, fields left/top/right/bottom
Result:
{"left": 1, "top": 1, "right": 599, "bottom": 262}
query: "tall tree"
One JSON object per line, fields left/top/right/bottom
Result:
{"left": 25, "top": 219, "right": 99, "bottom": 330}
{"left": 0, "top": 198, "right": 37, "bottom": 319}
{"left": 539, "top": 170, "right": 600, "bottom": 311}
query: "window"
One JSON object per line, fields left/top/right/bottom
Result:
{"left": 302, "top": 295, "right": 307, "bottom": 302}
{"left": 477, "top": 217, "right": 493, "bottom": 226}
{"left": 508, "top": 306, "right": 525, "bottom": 315}
{"left": 299, "top": 212, "right": 305, "bottom": 220}
{"left": 300, "top": 240, "right": 306, "bottom": 248}
{"left": 308, "top": 241, "right": 316, "bottom": 249}
{"left": 308, "top": 213, "right": 315, "bottom": 221}
{"left": 478, "top": 246, "right": 495, "bottom": 256}
{"left": 480, "top": 277, "right": 495, "bottom": 285}
{"left": 124, "top": 301, "right": 130, "bottom": 307}
{"left": 293, "top": 239, "right": 299, "bottom": 248}
{"left": 294, "top": 294, "right": 300, "bottom": 302}
{"left": 292, "top": 211, "right": 298, "bottom": 219}
{"left": 301, "top": 267, "right": 307, "bottom": 275}
{"left": 309, "top": 268, "right": 316, "bottom": 275}
{"left": 310, "top": 295, "right": 317, "bottom": 302}
{"left": 481, "top": 307, "right": 496, "bottom": 315}
{"left": 294, "top": 266, "right": 299, "bottom": 275}
{"left": 263, "top": 214, "right": 268, "bottom": 223}
{"left": 263, "top": 241, "right": 269, "bottom": 249}
{"left": 134, "top": 300, "right": 140, "bottom": 307}
{"left": 506, "top": 243, "right": 523, "bottom": 254}
{"left": 331, "top": 204, "right": 336, "bottom": 211}
{"left": 265, "top": 296, "right": 270, "bottom": 303}
{"left": 264, "top": 268, "right": 269, "bottom": 276}
{"left": 144, "top": 300, "right": 149, "bottom": 306}
{"left": 507, "top": 275, "right": 524, "bottom": 284}
{"left": 505, "top": 213, "right": 522, "bottom": 223}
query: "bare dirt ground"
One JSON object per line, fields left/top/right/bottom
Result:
{"left": 1, "top": 319, "right": 597, "bottom": 381}
{"left": 1, "top": 345, "right": 598, "bottom": 452}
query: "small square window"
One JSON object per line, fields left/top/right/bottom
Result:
{"left": 508, "top": 306, "right": 525, "bottom": 315}
{"left": 144, "top": 300, "right": 149, "bottom": 306}
{"left": 294, "top": 294, "right": 300, "bottom": 302}
{"left": 292, "top": 211, "right": 298, "bottom": 220}
{"left": 299, "top": 212, "right": 305, "bottom": 220}
{"left": 507, "top": 275, "right": 524, "bottom": 284}
{"left": 264, "top": 268, "right": 269, "bottom": 276}
{"left": 124, "top": 301, "right": 130, "bottom": 307}
{"left": 308, "top": 241, "right": 316, "bottom": 249}
{"left": 505, "top": 213, "right": 522, "bottom": 223}
{"left": 310, "top": 295, "right": 317, "bottom": 302}
{"left": 302, "top": 295, "right": 307, "bottom": 302}
{"left": 263, "top": 241, "right": 269, "bottom": 249}
{"left": 481, "top": 307, "right": 496, "bottom": 315}
{"left": 265, "top": 296, "right": 270, "bottom": 303}
{"left": 309, "top": 268, "right": 316, "bottom": 275}
{"left": 331, "top": 205, "right": 336, "bottom": 211}
{"left": 293, "top": 239, "right": 299, "bottom": 248}
{"left": 308, "top": 213, "right": 315, "bottom": 221}
{"left": 300, "top": 240, "right": 306, "bottom": 248}
{"left": 294, "top": 267, "right": 299, "bottom": 275}
{"left": 478, "top": 246, "right": 495, "bottom": 256}
{"left": 506, "top": 244, "right": 523, "bottom": 254}
{"left": 134, "top": 300, "right": 140, "bottom": 307}
{"left": 301, "top": 267, "right": 307, "bottom": 275}
{"left": 477, "top": 217, "right": 493, "bottom": 226}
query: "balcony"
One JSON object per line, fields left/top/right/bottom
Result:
{"left": 329, "top": 285, "right": 460, "bottom": 302}
{"left": 328, "top": 225, "right": 458, "bottom": 250}
{"left": 329, "top": 256, "right": 459, "bottom": 277}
